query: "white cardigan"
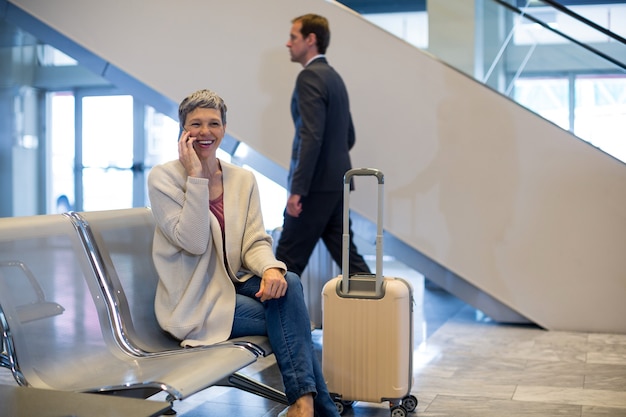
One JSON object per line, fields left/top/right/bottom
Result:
{"left": 147, "top": 159, "right": 286, "bottom": 346}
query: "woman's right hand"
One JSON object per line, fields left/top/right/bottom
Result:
{"left": 178, "top": 129, "right": 203, "bottom": 178}
{"left": 255, "top": 268, "right": 288, "bottom": 302}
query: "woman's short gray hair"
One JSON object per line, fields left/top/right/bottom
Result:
{"left": 178, "top": 89, "right": 227, "bottom": 129}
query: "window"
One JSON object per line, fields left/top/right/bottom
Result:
{"left": 575, "top": 75, "right": 626, "bottom": 161}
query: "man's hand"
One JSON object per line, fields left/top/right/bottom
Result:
{"left": 255, "top": 268, "right": 288, "bottom": 302}
{"left": 286, "top": 194, "right": 303, "bottom": 217}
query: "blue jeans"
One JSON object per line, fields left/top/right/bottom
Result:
{"left": 231, "top": 272, "right": 339, "bottom": 417}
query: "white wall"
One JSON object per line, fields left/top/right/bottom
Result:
{"left": 9, "top": 0, "right": 626, "bottom": 333}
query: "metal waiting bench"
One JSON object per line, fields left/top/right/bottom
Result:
{"left": 0, "top": 208, "right": 287, "bottom": 413}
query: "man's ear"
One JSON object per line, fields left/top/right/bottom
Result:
{"left": 305, "top": 32, "right": 317, "bottom": 49}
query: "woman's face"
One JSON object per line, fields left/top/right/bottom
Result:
{"left": 183, "top": 107, "right": 225, "bottom": 159}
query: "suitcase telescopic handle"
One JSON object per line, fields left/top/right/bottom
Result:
{"left": 342, "top": 168, "right": 384, "bottom": 297}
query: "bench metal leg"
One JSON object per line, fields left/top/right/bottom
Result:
{"left": 218, "top": 372, "right": 288, "bottom": 405}
{"left": 163, "top": 395, "right": 177, "bottom": 415}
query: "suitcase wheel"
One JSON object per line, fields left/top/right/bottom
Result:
{"left": 333, "top": 400, "right": 344, "bottom": 416}
{"left": 331, "top": 394, "right": 353, "bottom": 415}
{"left": 390, "top": 404, "right": 408, "bottom": 417}
{"left": 401, "top": 394, "right": 418, "bottom": 412}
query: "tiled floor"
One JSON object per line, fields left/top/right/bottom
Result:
{"left": 2, "top": 257, "right": 626, "bottom": 416}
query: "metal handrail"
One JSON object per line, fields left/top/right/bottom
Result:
{"left": 493, "top": 0, "right": 626, "bottom": 72}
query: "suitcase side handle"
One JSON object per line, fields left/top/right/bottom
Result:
{"left": 342, "top": 168, "right": 384, "bottom": 297}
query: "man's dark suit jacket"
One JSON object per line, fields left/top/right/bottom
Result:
{"left": 288, "top": 56, "right": 355, "bottom": 196}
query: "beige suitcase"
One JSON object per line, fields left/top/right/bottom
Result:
{"left": 322, "top": 168, "right": 417, "bottom": 416}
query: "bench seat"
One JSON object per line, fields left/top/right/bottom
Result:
{"left": 0, "top": 209, "right": 286, "bottom": 407}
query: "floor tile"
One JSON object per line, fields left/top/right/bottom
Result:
{"left": 584, "top": 364, "right": 626, "bottom": 391}
{"left": 587, "top": 350, "right": 626, "bottom": 366}
{"left": 582, "top": 405, "right": 626, "bottom": 417}
{"left": 513, "top": 385, "right": 626, "bottom": 408}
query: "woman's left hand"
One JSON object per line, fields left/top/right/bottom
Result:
{"left": 256, "top": 268, "right": 288, "bottom": 302}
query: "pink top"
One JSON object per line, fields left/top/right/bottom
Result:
{"left": 210, "top": 193, "right": 225, "bottom": 239}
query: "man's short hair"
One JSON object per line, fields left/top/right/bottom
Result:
{"left": 293, "top": 13, "right": 330, "bottom": 54}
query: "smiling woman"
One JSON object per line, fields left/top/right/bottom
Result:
{"left": 146, "top": 89, "right": 341, "bottom": 417}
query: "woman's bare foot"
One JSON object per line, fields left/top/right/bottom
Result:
{"left": 287, "top": 393, "right": 314, "bottom": 417}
